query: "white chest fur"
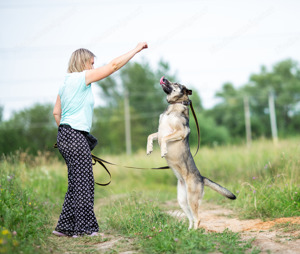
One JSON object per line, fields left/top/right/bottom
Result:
{"left": 158, "top": 113, "right": 175, "bottom": 138}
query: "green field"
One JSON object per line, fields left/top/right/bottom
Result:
{"left": 1, "top": 138, "right": 299, "bottom": 253}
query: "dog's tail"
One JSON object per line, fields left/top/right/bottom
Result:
{"left": 203, "top": 177, "right": 236, "bottom": 200}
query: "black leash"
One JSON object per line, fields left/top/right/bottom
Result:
{"left": 91, "top": 155, "right": 170, "bottom": 186}
{"left": 54, "top": 100, "right": 200, "bottom": 186}
{"left": 189, "top": 100, "right": 201, "bottom": 157}
{"left": 53, "top": 143, "right": 170, "bottom": 186}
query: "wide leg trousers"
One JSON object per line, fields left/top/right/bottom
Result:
{"left": 55, "top": 125, "right": 99, "bottom": 236}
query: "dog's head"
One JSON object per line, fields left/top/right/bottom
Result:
{"left": 160, "top": 76, "right": 192, "bottom": 104}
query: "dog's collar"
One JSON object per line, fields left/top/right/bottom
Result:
{"left": 168, "top": 100, "right": 191, "bottom": 106}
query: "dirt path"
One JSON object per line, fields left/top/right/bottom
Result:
{"left": 53, "top": 197, "right": 299, "bottom": 253}
{"left": 164, "top": 200, "right": 300, "bottom": 254}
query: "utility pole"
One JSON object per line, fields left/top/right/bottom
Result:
{"left": 268, "top": 90, "right": 278, "bottom": 144}
{"left": 243, "top": 96, "right": 252, "bottom": 147}
{"left": 124, "top": 89, "right": 132, "bottom": 155}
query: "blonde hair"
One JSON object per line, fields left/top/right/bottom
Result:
{"left": 67, "top": 48, "right": 96, "bottom": 73}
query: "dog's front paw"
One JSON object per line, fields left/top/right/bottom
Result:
{"left": 161, "top": 143, "right": 168, "bottom": 157}
{"left": 161, "top": 149, "right": 167, "bottom": 158}
{"left": 147, "top": 144, "right": 153, "bottom": 155}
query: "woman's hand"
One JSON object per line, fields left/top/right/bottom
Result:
{"left": 135, "top": 42, "right": 148, "bottom": 53}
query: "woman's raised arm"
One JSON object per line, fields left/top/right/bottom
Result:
{"left": 85, "top": 42, "right": 148, "bottom": 85}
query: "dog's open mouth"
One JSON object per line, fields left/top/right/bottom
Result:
{"left": 160, "top": 76, "right": 172, "bottom": 94}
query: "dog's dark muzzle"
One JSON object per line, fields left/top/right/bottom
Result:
{"left": 160, "top": 76, "right": 172, "bottom": 94}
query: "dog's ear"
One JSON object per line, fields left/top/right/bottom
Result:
{"left": 187, "top": 89, "right": 192, "bottom": 95}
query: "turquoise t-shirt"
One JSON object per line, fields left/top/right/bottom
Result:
{"left": 59, "top": 71, "right": 94, "bottom": 133}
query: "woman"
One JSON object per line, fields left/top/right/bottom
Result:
{"left": 52, "top": 42, "right": 148, "bottom": 237}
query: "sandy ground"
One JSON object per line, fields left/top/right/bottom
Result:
{"left": 165, "top": 201, "right": 300, "bottom": 254}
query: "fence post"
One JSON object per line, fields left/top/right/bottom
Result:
{"left": 243, "top": 96, "right": 252, "bottom": 147}
{"left": 268, "top": 90, "right": 278, "bottom": 144}
{"left": 124, "top": 89, "right": 132, "bottom": 155}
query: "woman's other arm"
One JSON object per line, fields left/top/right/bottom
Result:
{"left": 53, "top": 95, "right": 62, "bottom": 126}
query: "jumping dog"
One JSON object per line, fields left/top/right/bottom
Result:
{"left": 147, "top": 77, "right": 236, "bottom": 229}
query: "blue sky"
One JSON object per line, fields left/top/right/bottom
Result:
{"left": 1, "top": 0, "right": 300, "bottom": 120}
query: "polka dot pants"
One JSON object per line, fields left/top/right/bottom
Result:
{"left": 55, "top": 125, "right": 99, "bottom": 236}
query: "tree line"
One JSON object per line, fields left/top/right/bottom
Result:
{"left": 0, "top": 58, "right": 299, "bottom": 156}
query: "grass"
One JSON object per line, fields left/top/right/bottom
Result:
{"left": 191, "top": 138, "right": 300, "bottom": 219}
{"left": 0, "top": 138, "right": 299, "bottom": 253}
{"left": 272, "top": 222, "right": 300, "bottom": 233}
{"left": 94, "top": 137, "right": 300, "bottom": 220}
{"left": 0, "top": 151, "right": 66, "bottom": 253}
{"left": 99, "top": 192, "right": 258, "bottom": 254}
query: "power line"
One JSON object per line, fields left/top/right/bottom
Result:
{"left": 0, "top": 96, "right": 54, "bottom": 102}
{"left": 0, "top": 0, "right": 129, "bottom": 9}
{"left": 0, "top": 0, "right": 211, "bottom": 9}
{"left": 0, "top": 90, "right": 164, "bottom": 101}
{"left": 1, "top": 32, "right": 299, "bottom": 53}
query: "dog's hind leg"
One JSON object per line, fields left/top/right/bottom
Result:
{"left": 186, "top": 179, "right": 204, "bottom": 229}
{"left": 177, "top": 179, "right": 194, "bottom": 229}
